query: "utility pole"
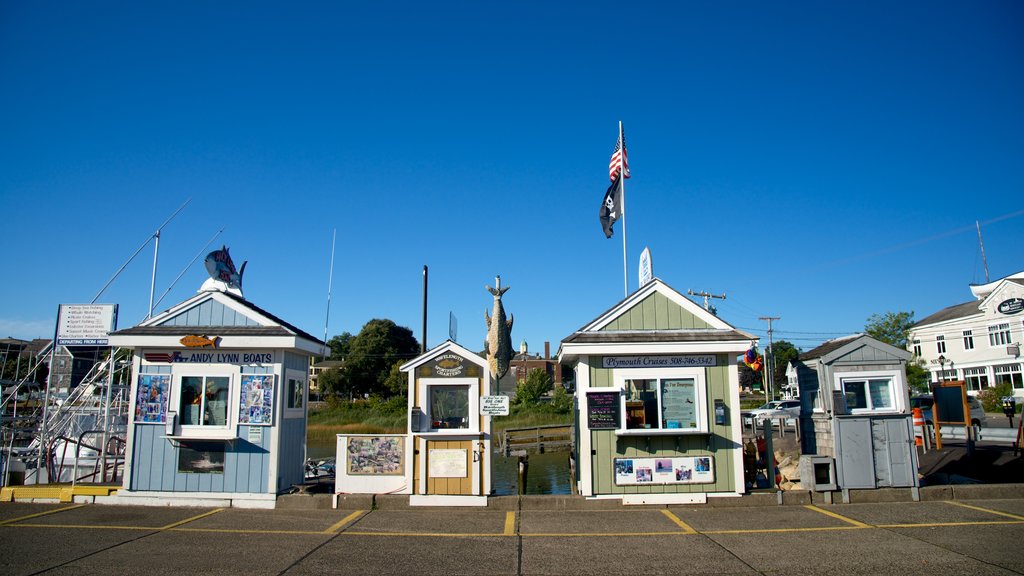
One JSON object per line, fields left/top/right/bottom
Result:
{"left": 688, "top": 290, "right": 726, "bottom": 316}
{"left": 759, "top": 316, "right": 780, "bottom": 400}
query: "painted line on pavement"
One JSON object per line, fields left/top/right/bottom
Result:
{"left": 943, "top": 501, "right": 1024, "bottom": 521}
{"left": 876, "top": 520, "right": 1024, "bottom": 528}
{"left": 0, "top": 504, "right": 85, "bottom": 526}
{"left": 703, "top": 526, "right": 866, "bottom": 535}
{"left": 324, "top": 510, "right": 366, "bottom": 534}
{"left": 804, "top": 505, "right": 872, "bottom": 528}
{"left": 504, "top": 511, "right": 516, "bottom": 536}
{"left": 660, "top": 510, "right": 696, "bottom": 534}
{"left": 158, "top": 508, "right": 226, "bottom": 530}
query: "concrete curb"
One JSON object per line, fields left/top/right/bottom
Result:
{"left": 300, "top": 483, "right": 1024, "bottom": 510}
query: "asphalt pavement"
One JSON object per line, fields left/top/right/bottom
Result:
{"left": 2, "top": 497, "right": 1024, "bottom": 575}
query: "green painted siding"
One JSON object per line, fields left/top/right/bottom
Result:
{"left": 599, "top": 292, "right": 712, "bottom": 331}
{"left": 588, "top": 355, "right": 737, "bottom": 494}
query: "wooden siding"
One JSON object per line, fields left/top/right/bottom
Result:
{"left": 589, "top": 356, "right": 736, "bottom": 494}
{"left": 599, "top": 292, "right": 712, "bottom": 331}
{"left": 129, "top": 424, "right": 270, "bottom": 493}
{"left": 159, "top": 299, "right": 260, "bottom": 328}
{"left": 425, "top": 439, "right": 474, "bottom": 495}
{"left": 832, "top": 343, "right": 906, "bottom": 364}
{"left": 276, "top": 417, "right": 306, "bottom": 491}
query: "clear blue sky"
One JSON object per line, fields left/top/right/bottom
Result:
{"left": 2, "top": 1, "right": 1022, "bottom": 355}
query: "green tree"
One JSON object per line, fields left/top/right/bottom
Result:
{"left": 337, "top": 319, "right": 420, "bottom": 398}
{"left": 327, "top": 332, "right": 355, "bottom": 360}
{"left": 767, "top": 340, "right": 800, "bottom": 391}
{"left": 514, "top": 368, "right": 552, "bottom": 405}
{"left": 865, "top": 311, "right": 916, "bottom": 350}
{"left": 905, "top": 358, "right": 930, "bottom": 394}
{"left": 316, "top": 367, "right": 350, "bottom": 404}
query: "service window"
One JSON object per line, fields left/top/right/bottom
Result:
{"left": 172, "top": 365, "right": 237, "bottom": 439}
{"left": 835, "top": 370, "right": 903, "bottom": 413}
{"left": 616, "top": 369, "right": 708, "bottom": 434}
{"left": 179, "top": 376, "right": 230, "bottom": 426}
{"left": 421, "top": 377, "right": 479, "bottom": 433}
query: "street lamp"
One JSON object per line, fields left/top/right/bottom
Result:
{"left": 938, "top": 354, "right": 947, "bottom": 382}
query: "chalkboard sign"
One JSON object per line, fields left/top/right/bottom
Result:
{"left": 587, "top": 391, "right": 621, "bottom": 429}
{"left": 932, "top": 382, "right": 968, "bottom": 425}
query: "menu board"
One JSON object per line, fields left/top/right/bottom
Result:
{"left": 660, "top": 378, "right": 697, "bottom": 429}
{"left": 587, "top": 391, "right": 621, "bottom": 429}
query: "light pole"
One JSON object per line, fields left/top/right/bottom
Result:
{"left": 937, "top": 354, "right": 947, "bottom": 382}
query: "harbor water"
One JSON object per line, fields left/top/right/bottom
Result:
{"left": 306, "top": 436, "right": 572, "bottom": 495}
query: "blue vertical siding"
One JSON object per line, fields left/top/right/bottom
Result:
{"left": 129, "top": 424, "right": 270, "bottom": 493}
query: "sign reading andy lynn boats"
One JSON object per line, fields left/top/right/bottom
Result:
{"left": 56, "top": 304, "right": 118, "bottom": 346}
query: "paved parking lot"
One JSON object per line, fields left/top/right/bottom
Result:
{"left": 2, "top": 499, "right": 1023, "bottom": 575}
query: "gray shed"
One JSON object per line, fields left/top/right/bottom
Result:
{"left": 788, "top": 335, "right": 919, "bottom": 495}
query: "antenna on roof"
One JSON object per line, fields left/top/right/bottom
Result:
{"left": 976, "top": 220, "right": 989, "bottom": 283}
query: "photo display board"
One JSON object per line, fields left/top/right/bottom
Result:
{"left": 587, "top": 391, "right": 621, "bottom": 429}
{"left": 614, "top": 455, "right": 714, "bottom": 485}
{"left": 238, "top": 375, "right": 274, "bottom": 425}
{"left": 134, "top": 374, "right": 170, "bottom": 423}
{"left": 347, "top": 436, "right": 404, "bottom": 475}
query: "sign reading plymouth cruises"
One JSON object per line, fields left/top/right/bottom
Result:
{"left": 602, "top": 355, "right": 717, "bottom": 369}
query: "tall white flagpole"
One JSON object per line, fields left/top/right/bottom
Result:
{"left": 619, "top": 121, "right": 628, "bottom": 298}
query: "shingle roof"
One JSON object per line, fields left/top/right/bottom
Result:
{"left": 912, "top": 300, "right": 981, "bottom": 328}
{"left": 110, "top": 291, "right": 324, "bottom": 345}
{"left": 798, "top": 334, "right": 863, "bottom": 361}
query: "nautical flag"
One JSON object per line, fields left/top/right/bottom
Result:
{"left": 609, "top": 129, "right": 630, "bottom": 182}
{"left": 599, "top": 173, "right": 623, "bottom": 238}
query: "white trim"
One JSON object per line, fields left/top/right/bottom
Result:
{"left": 108, "top": 335, "right": 323, "bottom": 354}
{"left": 170, "top": 365, "right": 239, "bottom": 440}
{"left": 409, "top": 495, "right": 488, "bottom": 507}
{"left": 576, "top": 359, "right": 594, "bottom": 497}
{"left": 122, "top": 352, "right": 142, "bottom": 491}
{"left": 622, "top": 492, "right": 707, "bottom": 505}
{"left": 727, "top": 356, "right": 744, "bottom": 495}
{"left": 419, "top": 377, "right": 480, "bottom": 434}
{"left": 107, "top": 490, "right": 277, "bottom": 509}
{"left": 579, "top": 280, "right": 735, "bottom": 333}
{"left": 833, "top": 369, "right": 906, "bottom": 414}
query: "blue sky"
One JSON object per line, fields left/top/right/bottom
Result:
{"left": 2, "top": 1, "right": 1022, "bottom": 355}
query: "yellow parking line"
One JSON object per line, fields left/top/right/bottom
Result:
{"left": 660, "top": 510, "right": 696, "bottom": 534}
{"left": 944, "top": 501, "right": 1024, "bottom": 521}
{"left": 705, "top": 526, "right": 867, "bottom": 535}
{"left": 804, "top": 505, "right": 871, "bottom": 528}
{"left": 12, "top": 523, "right": 157, "bottom": 531}
{"left": 504, "top": 511, "right": 516, "bottom": 536}
{"left": 521, "top": 531, "right": 694, "bottom": 537}
{"left": 0, "top": 504, "right": 85, "bottom": 526}
{"left": 878, "top": 521, "right": 1024, "bottom": 528}
{"left": 158, "top": 508, "right": 225, "bottom": 530}
{"left": 324, "top": 510, "right": 365, "bottom": 534}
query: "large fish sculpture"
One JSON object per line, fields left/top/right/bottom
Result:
{"left": 484, "top": 276, "right": 514, "bottom": 380}
{"left": 204, "top": 245, "right": 247, "bottom": 290}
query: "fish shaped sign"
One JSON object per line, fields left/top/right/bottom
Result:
{"left": 484, "top": 276, "right": 514, "bottom": 380}
{"left": 204, "top": 245, "right": 247, "bottom": 290}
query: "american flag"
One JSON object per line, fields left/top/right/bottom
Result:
{"left": 608, "top": 130, "right": 630, "bottom": 182}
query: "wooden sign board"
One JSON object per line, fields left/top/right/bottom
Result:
{"left": 932, "top": 381, "right": 970, "bottom": 426}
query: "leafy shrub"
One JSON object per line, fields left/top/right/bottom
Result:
{"left": 978, "top": 382, "right": 1013, "bottom": 413}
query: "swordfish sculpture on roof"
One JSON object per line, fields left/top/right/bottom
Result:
{"left": 484, "top": 275, "right": 514, "bottom": 380}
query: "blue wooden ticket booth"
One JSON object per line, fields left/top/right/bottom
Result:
{"left": 108, "top": 265, "right": 323, "bottom": 508}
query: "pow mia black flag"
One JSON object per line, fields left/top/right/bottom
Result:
{"left": 599, "top": 173, "right": 622, "bottom": 238}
